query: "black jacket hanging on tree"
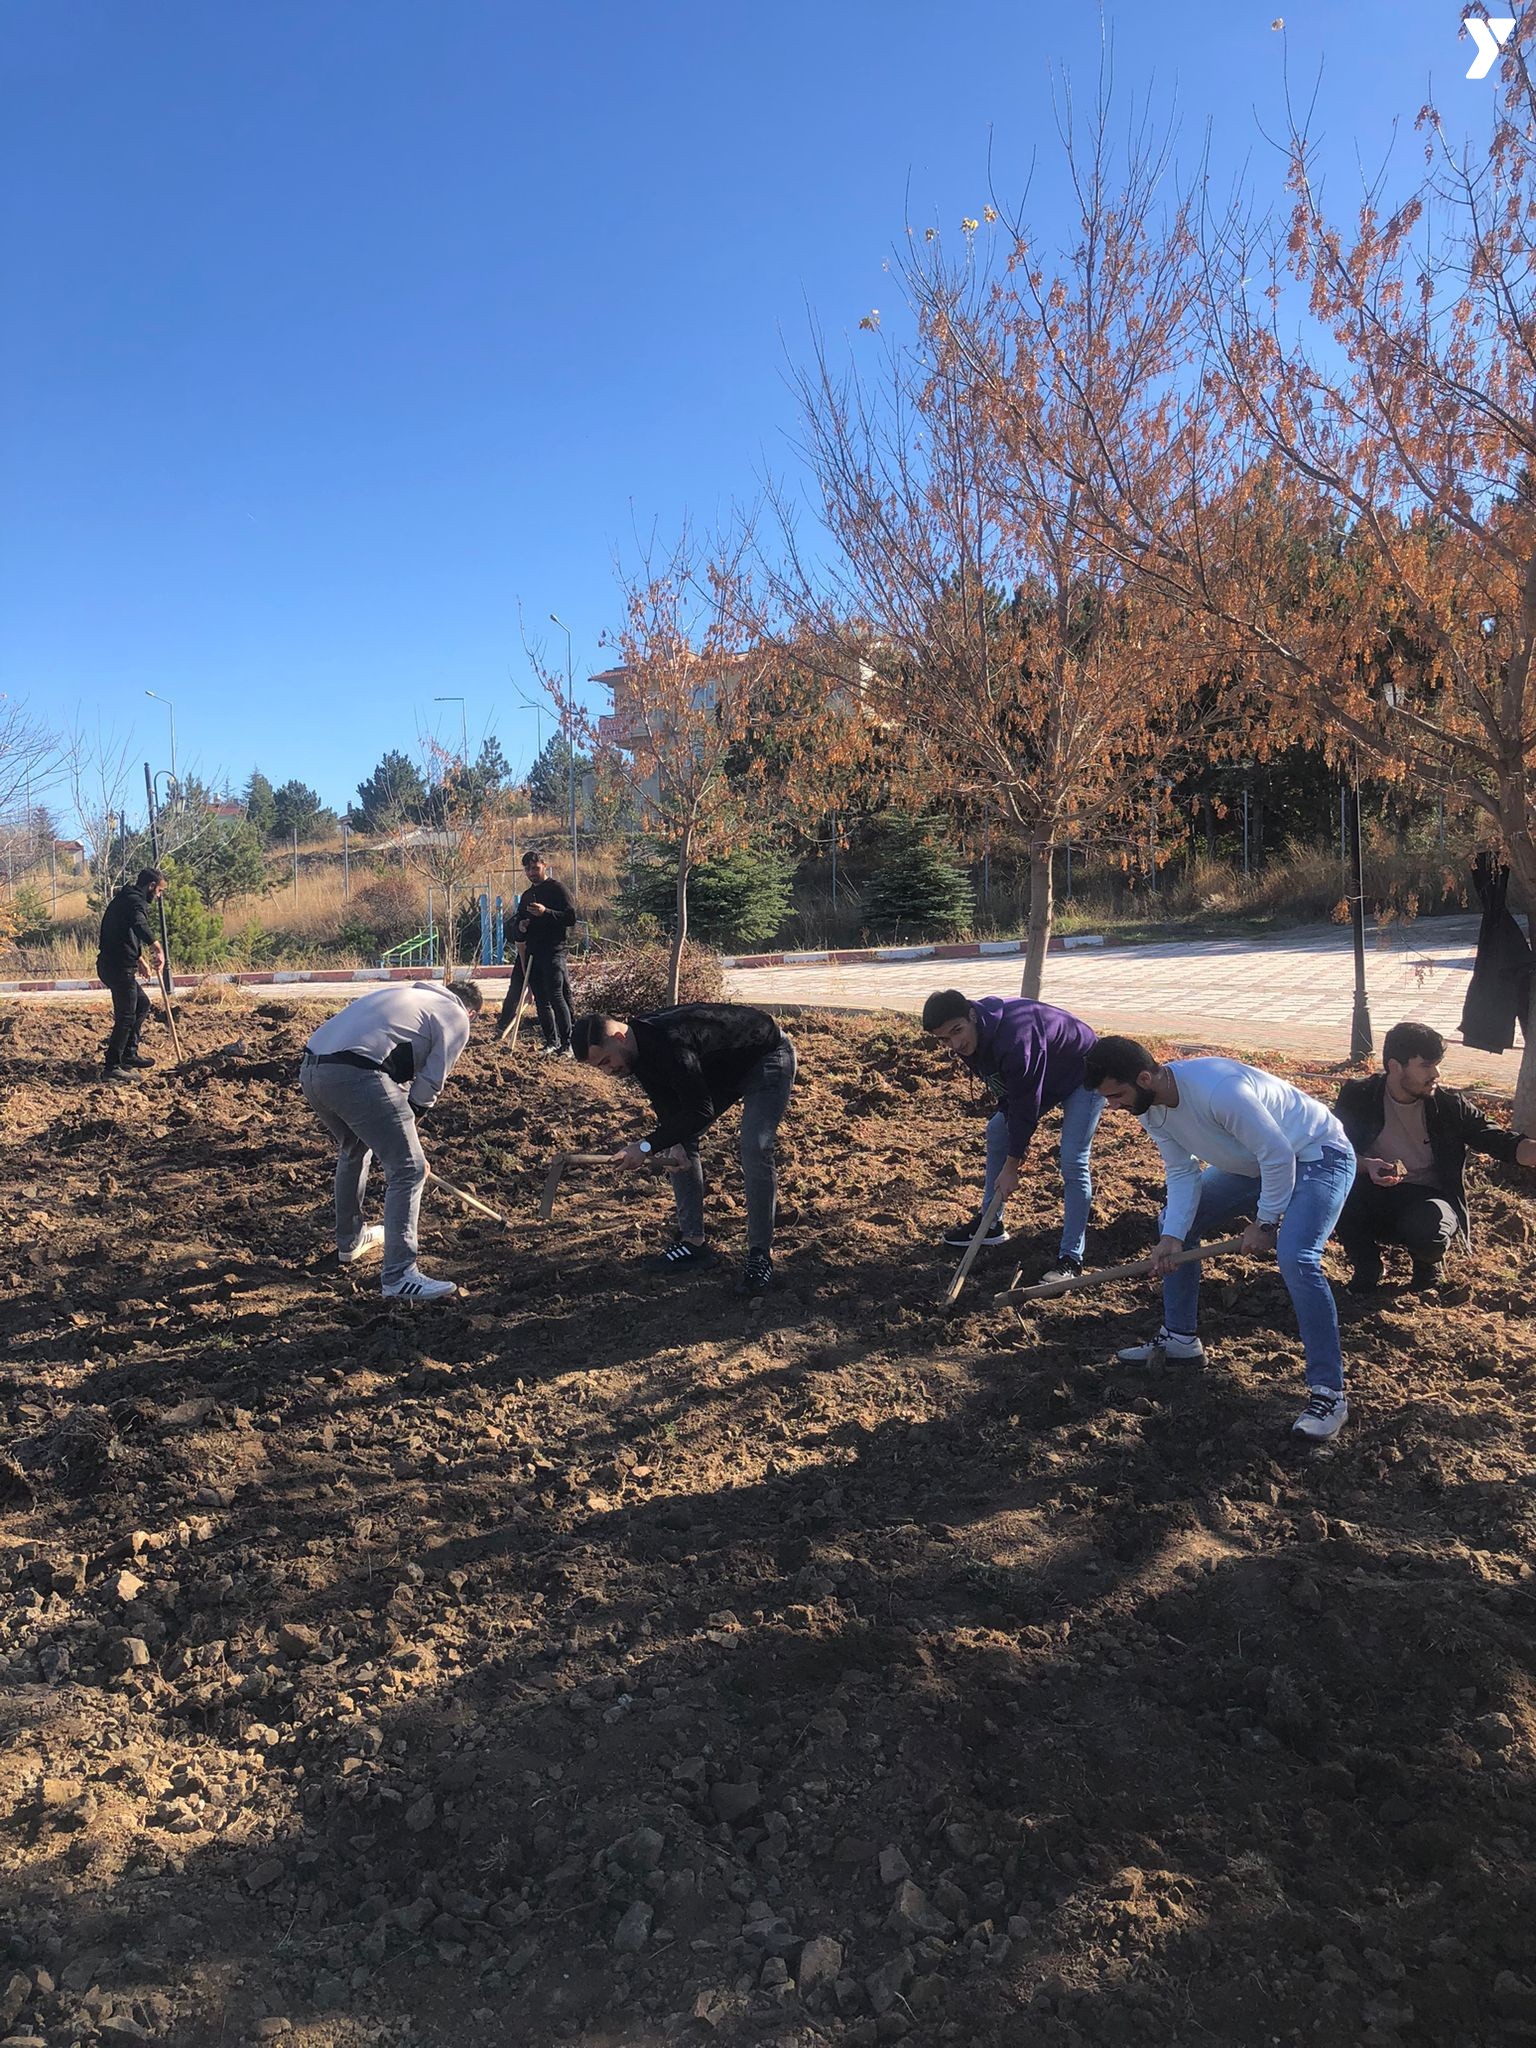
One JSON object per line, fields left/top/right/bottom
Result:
{"left": 1460, "top": 853, "right": 1533, "bottom": 1054}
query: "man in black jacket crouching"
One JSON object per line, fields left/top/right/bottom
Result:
{"left": 1333, "top": 1020, "right": 1535, "bottom": 1294}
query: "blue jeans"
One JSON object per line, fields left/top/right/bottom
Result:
{"left": 982, "top": 1085, "right": 1106, "bottom": 1264}
{"left": 1160, "top": 1143, "right": 1355, "bottom": 1392}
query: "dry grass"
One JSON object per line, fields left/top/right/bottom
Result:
{"left": 1, "top": 818, "right": 1486, "bottom": 976}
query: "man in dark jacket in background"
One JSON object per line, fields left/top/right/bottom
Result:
{"left": 96, "top": 868, "right": 167, "bottom": 1083}
{"left": 499, "top": 848, "right": 577, "bottom": 1053}
{"left": 572, "top": 1002, "right": 796, "bottom": 1295}
{"left": 922, "top": 988, "right": 1103, "bottom": 1282}
{"left": 1333, "top": 1019, "right": 1535, "bottom": 1294}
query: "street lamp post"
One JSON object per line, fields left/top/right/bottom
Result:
{"left": 145, "top": 691, "right": 177, "bottom": 786}
{"left": 548, "top": 613, "right": 580, "bottom": 903}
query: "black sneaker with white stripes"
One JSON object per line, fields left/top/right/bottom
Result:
{"left": 737, "top": 1248, "right": 774, "bottom": 1295}
{"left": 650, "top": 1240, "right": 718, "bottom": 1276}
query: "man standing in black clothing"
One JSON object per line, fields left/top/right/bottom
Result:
{"left": 1333, "top": 1020, "right": 1535, "bottom": 1294}
{"left": 497, "top": 849, "right": 577, "bottom": 1053}
{"left": 96, "top": 867, "right": 167, "bottom": 1083}
{"left": 571, "top": 1002, "right": 796, "bottom": 1294}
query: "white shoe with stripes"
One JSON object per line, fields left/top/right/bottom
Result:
{"left": 382, "top": 1266, "right": 457, "bottom": 1302}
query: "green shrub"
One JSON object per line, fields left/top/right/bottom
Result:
{"left": 861, "top": 815, "right": 974, "bottom": 940}
{"left": 619, "top": 841, "right": 796, "bottom": 951}
{"left": 160, "top": 862, "right": 229, "bottom": 968}
{"left": 9, "top": 884, "right": 54, "bottom": 947}
{"left": 232, "top": 920, "right": 288, "bottom": 967}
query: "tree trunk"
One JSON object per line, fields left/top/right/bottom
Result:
{"left": 668, "top": 839, "right": 693, "bottom": 1007}
{"left": 1019, "top": 838, "right": 1054, "bottom": 999}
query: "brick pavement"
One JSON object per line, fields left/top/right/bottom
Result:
{"left": 726, "top": 913, "right": 1525, "bottom": 1092}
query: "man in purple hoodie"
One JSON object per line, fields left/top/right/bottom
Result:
{"left": 921, "top": 988, "right": 1103, "bottom": 1281}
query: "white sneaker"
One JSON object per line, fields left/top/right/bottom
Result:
{"left": 382, "top": 1267, "right": 457, "bottom": 1302}
{"left": 1116, "top": 1326, "right": 1205, "bottom": 1365}
{"left": 338, "top": 1225, "right": 386, "bottom": 1266}
{"left": 1292, "top": 1389, "right": 1348, "bottom": 1441}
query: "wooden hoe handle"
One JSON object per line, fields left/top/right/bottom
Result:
{"left": 995, "top": 1234, "right": 1248, "bottom": 1305}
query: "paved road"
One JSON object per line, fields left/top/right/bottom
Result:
{"left": 732, "top": 914, "right": 1522, "bottom": 1090}
{"left": 8, "top": 914, "right": 1523, "bottom": 1090}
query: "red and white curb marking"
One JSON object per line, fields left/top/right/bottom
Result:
{"left": 0, "top": 934, "right": 1107, "bottom": 997}
{"left": 720, "top": 934, "right": 1107, "bottom": 969}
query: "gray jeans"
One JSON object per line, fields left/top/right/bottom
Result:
{"left": 300, "top": 1055, "right": 426, "bottom": 1286}
{"left": 672, "top": 1036, "right": 796, "bottom": 1252}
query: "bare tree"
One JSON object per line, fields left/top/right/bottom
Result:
{"left": 543, "top": 521, "right": 780, "bottom": 1004}
{"left": 1014, "top": 31, "right": 1536, "bottom": 1115}
{"left": 0, "top": 698, "right": 62, "bottom": 832}
{"left": 65, "top": 717, "right": 138, "bottom": 900}
{"left": 788, "top": 96, "right": 1226, "bottom": 994}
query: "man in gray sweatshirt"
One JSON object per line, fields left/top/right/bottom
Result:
{"left": 300, "top": 978, "right": 482, "bottom": 1301}
{"left": 1085, "top": 1036, "right": 1355, "bottom": 1441}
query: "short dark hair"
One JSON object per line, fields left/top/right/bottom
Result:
{"left": 522, "top": 848, "right": 545, "bottom": 869}
{"left": 570, "top": 1013, "right": 615, "bottom": 1062}
{"left": 1083, "top": 1035, "right": 1159, "bottom": 1089}
{"left": 136, "top": 867, "right": 165, "bottom": 893}
{"left": 921, "top": 989, "right": 972, "bottom": 1032}
{"left": 1382, "top": 1021, "right": 1446, "bottom": 1070}
{"left": 448, "top": 979, "right": 484, "bottom": 1014}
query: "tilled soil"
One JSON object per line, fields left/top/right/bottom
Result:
{"left": 1, "top": 993, "right": 1534, "bottom": 2048}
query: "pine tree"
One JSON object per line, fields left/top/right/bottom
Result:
{"left": 272, "top": 780, "right": 329, "bottom": 843}
{"left": 243, "top": 770, "right": 277, "bottom": 838}
{"left": 354, "top": 751, "right": 428, "bottom": 831}
{"left": 526, "top": 733, "right": 591, "bottom": 818}
{"left": 620, "top": 841, "right": 795, "bottom": 950}
{"left": 158, "top": 862, "right": 229, "bottom": 967}
{"left": 861, "top": 814, "right": 974, "bottom": 941}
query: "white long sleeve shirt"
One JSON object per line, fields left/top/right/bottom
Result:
{"left": 305, "top": 982, "right": 472, "bottom": 1110}
{"left": 1140, "top": 1058, "right": 1349, "bottom": 1240}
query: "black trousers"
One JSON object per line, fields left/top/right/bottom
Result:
{"left": 99, "top": 961, "right": 150, "bottom": 1071}
{"left": 1337, "top": 1179, "right": 1458, "bottom": 1268}
{"left": 528, "top": 947, "right": 573, "bottom": 1049}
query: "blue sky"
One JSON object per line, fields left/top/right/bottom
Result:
{"left": 0, "top": 0, "right": 1498, "bottom": 823}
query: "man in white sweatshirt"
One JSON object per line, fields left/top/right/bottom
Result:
{"left": 300, "top": 978, "right": 482, "bottom": 1301}
{"left": 1084, "top": 1036, "right": 1356, "bottom": 1441}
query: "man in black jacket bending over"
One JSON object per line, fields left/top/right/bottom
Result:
{"left": 96, "top": 867, "right": 167, "bottom": 1083}
{"left": 1333, "top": 1019, "right": 1535, "bottom": 1294}
{"left": 572, "top": 1002, "right": 796, "bottom": 1294}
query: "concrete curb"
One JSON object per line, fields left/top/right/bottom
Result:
{"left": 720, "top": 934, "right": 1107, "bottom": 969}
{"left": 1, "top": 935, "right": 1110, "bottom": 997}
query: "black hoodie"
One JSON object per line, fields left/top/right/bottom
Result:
{"left": 97, "top": 885, "right": 157, "bottom": 976}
